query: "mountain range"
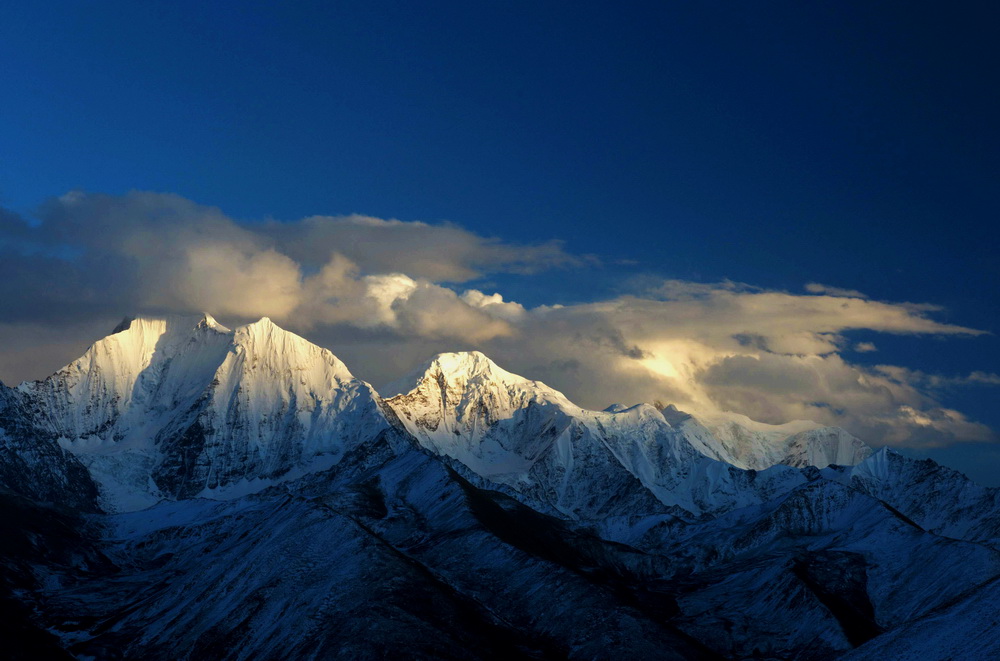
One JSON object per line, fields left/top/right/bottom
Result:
{"left": 2, "top": 314, "right": 997, "bottom": 659}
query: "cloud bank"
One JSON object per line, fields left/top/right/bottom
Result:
{"left": 0, "top": 191, "right": 994, "bottom": 448}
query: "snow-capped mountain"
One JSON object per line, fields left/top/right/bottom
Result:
{"left": 385, "top": 351, "right": 870, "bottom": 517}
{"left": 2, "top": 315, "right": 998, "bottom": 660}
{"left": 17, "top": 314, "right": 392, "bottom": 510}
{"left": 667, "top": 406, "right": 872, "bottom": 470}
{"left": 14, "top": 318, "right": 873, "bottom": 514}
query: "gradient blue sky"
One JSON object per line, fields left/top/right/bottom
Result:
{"left": 1, "top": 2, "right": 998, "bottom": 480}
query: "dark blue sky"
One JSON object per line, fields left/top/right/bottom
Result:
{"left": 2, "top": 2, "right": 998, "bottom": 478}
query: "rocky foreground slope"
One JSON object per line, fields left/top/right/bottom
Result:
{"left": 1, "top": 315, "right": 996, "bottom": 660}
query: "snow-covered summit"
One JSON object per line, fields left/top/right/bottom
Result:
{"left": 19, "top": 314, "right": 234, "bottom": 446}
{"left": 384, "top": 351, "right": 576, "bottom": 477}
{"left": 421, "top": 350, "right": 511, "bottom": 380}
{"left": 672, "top": 407, "right": 872, "bottom": 470}
{"left": 386, "top": 352, "right": 797, "bottom": 517}
{"left": 388, "top": 350, "right": 575, "bottom": 418}
{"left": 383, "top": 350, "right": 568, "bottom": 400}
{"left": 18, "top": 314, "right": 390, "bottom": 510}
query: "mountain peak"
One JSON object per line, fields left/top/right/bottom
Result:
{"left": 108, "top": 313, "right": 231, "bottom": 339}
{"left": 385, "top": 351, "right": 553, "bottom": 402}
{"left": 18, "top": 311, "right": 384, "bottom": 510}
{"left": 231, "top": 316, "right": 355, "bottom": 382}
{"left": 428, "top": 351, "right": 505, "bottom": 378}
{"left": 237, "top": 315, "right": 311, "bottom": 343}
{"left": 196, "top": 313, "right": 230, "bottom": 332}
{"left": 245, "top": 315, "right": 275, "bottom": 328}
{"left": 237, "top": 316, "right": 301, "bottom": 341}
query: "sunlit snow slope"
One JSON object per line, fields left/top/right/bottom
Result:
{"left": 18, "top": 315, "right": 391, "bottom": 510}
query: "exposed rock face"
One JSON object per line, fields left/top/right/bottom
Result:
{"left": 2, "top": 316, "right": 997, "bottom": 659}
{"left": 0, "top": 385, "right": 99, "bottom": 511}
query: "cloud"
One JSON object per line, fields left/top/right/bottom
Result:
{"left": 459, "top": 290, "right": 527, "bottom": 322}
{"left": 696, "top": 353, "right": 994, "bottom": 446}
{"left": 969, "top": 372, "right": 1000, "bottom": 385}
{"left": 455, "top": 286, "right": 992, "bottom": 448}
{"left": 290, "top": 258, "right": 515, "bottom": 342}
{"left": 1, "top": 191, "right": 996, "bottom": 449}
{"left": 259, "top": 214, "right": 587, "bottom": 282}
{"left": 875, "top": 366, "right": 1000, "bottom": 390}
{"left": 0, "top": 191, "right": 563, "bottom": 343}
{"left": 805, "top": 282, "right": 868, "bottom": 299}
{"left": 155, "top": 243, "right": 303, "bottom": 319}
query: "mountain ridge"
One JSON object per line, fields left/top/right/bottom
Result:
{"left": 2, "top": 313, "right": 996, "bottom": 659}
{"left": 12, "top": 315, "right": 876, "bottom": 514}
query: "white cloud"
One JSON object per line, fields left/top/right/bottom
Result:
{"left": 875, "top": 366, "right": 1000, "bottom": 390}
{"left": 805, "top": 282, "right": 869, "bottom": 298}
{"left": 155, "top": 243, "right": 303, "bottom": 319}
{"left": 258, "top": 213, "right": 586, "bottom": 282}
{"left": 969, "top": 372, "right": 1000, "bottom": 385}
{"left": 459, "top": 289, "right": 527, "bottom": 322}
{"left": 0, "top": 192, "right": 542, "bottom": 344}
